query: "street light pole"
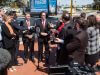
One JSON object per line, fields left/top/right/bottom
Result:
{"left": 70, "top": 0, "right": 73, "bottom": 16}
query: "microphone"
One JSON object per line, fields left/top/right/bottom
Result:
{"left": 36, "top": 27, "right": 40, "bottom": 37}
{"left": 0, "top": 48, "right": 11, "bottom": 70}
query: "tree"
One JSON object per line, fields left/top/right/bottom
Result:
{"left": 0, "top": 0, "right": 8, "bottom": 5}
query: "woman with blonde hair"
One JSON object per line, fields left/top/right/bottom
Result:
{"left": 1, "top": 14, "right": 16, "bottom": 72}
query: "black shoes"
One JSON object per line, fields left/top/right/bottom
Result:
{"left": 30, "top": 55, "right": 35, "bottom": 62}
{"left": 24, "top": 58, "right": 28, "bottom": 64}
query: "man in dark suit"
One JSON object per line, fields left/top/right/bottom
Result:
{"left": 22, "top": 12, "right": 35, "bottom": 63}
{"left": 8, "top": 11, "right": 27, "bottom": 65}
{"left": 36, "top": 11, "right": 50, "bottom": 64}
{"left": 55, "top": 12, "right": 75, "bottom": 65}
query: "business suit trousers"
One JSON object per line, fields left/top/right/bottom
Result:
{"left": 38, "top": 39, "right": 49, "bottom": 63}
{"left": 8, "top": 47, "right": 16, "bottom": 67}
{"left": 23, "top": 38, "right": 34, "bottom": 60}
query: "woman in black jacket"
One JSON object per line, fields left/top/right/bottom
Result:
{"left": 1, "top": 14, "right": 16, "bottom": 72}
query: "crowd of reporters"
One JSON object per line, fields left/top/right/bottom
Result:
{"left": 0, "top": 7, "right": 100, "bottom": 75}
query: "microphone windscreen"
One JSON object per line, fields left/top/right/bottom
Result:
{"left": 36, "top": 27, "right": 40, "bottom": 33}
{"left": 0, "top": 48, "right": 11, "bottom": 70}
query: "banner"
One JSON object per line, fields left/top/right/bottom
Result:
{"left": 31, "top": 0, "right": 48, "bottom": 12}
{"left": 49, "top": 0, "right": 57, "bottom": 14}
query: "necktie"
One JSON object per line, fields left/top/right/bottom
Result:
{"left": 27, "top": 20, "right": 30, "bottom": 29}
{"left": 42, "top": 19, "right": 45, "bottom": 29}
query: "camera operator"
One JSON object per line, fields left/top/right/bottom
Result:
{"left": 55, "top": 17, "right": 88, "bottom": 65}
{"left": 22, "top": 12, "right": 35, "bottom": 63}
{"left": 36, "top": 11, "right": 50, "bottom": 65}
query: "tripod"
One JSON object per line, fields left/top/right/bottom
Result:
{"left": 37, "top": 42, "right": 50, "bottom": 69}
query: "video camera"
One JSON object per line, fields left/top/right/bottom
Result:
{"left": 49, "top": 61, "right": 96, "bottom": 75}
{"left": 22, "top": 26, "right": 36, "bottom": 34}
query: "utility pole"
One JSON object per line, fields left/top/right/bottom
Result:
{"left": 70, "top": 0, "right": 73, "bottom": 16}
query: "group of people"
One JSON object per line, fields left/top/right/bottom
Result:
{"left": 0, "top": 9, "right": 52, "bottom": 72}
{"left": 0, "top": 7, "right": 100, "bottom": 74}
{"left": 55, "top": 12, "right": 100, "bottom": 69}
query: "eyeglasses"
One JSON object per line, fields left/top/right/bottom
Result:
{"left": 42, "top": 15, "right": 46, "bottom": 16}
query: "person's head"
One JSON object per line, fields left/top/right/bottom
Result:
{"left": 25, "top": 12, "right": 31, "bottom": 20}
{"left": 2, "top": 14, "right": 13, "bottom": 23}
{"left": 62, "top": 12, "right": 70, "bottom": 23}
{"left": 80, "top": 12, "right": 86, "bottom": 19}
{"left": 12, "top": 11, "right": 17, "bottom": 19}
{"left": 6, "top": 11, "right": 17, "bottom": 19}
{"left": 73, "top": 16, "right": 80, "bottom": 22}
{"left": 87, "top": 15, "right": 97, "bottom": 27}
{"left": 74, "top": 17, "right": 88, "bottom": 30}
{"left": 40, "top": 11, "right": 47, "bottom": 20}
{"left": 0, "top": 9, "right": 4, "bottom": 16}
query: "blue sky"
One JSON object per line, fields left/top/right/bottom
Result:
{"left": 58, "top": 0, "right": 94, "bottom": 6}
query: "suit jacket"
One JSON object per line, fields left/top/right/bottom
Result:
{"left": 36, "top": 19, "right": 50, "bottom": 42}
{"left": 23, "top": 18, "right": 35, "bottom": 28}
{"left": 66, "top": 29, "right": 88, "bottom": 65}
{"left": 22, "top": 18, "right": 35, "bottom": 41}
{"left": 57, "top": 21, "right": 75, "bottom": 65}
{"left": 1, "top": 23, "right": 15, "bottom": 49}
{"left": 11, "top": 19, "right": 27, "bottom": 39}
{"left": 58, "top": 21, "right": 75, "bottom": 49}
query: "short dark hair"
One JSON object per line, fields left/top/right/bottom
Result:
{"left": 80, "top": 12, "right": 86, "bottom": 19}
{"left": 62, "top": 12, "right": 70, "bottom": 21}
{"left": 75, "top": 18, "right": 88, "bottom": 30}
{"left": 6, "top": 11, "right": 16, "bottom": 16}
{"left": 25, "top": 12, "right": 30, "bottom": 16}
{"left": 73, "top": 16, "right": 80, "bottom": 22}
{"left": 39, "top": 11, "right": 48, "bottom": 18}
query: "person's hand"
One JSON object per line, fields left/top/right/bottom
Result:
{"left": 50, "top": 29, "right": 56, "bottom": 33}
{"left": 50, "top": 23, "right": 54, "bottom": 28}
{"left": 55, "top": 38, "right": 63, "bottom": 43}
{"left": 25, "top": 34, "right": 33, "bottom": 39}
{"left": 28, "top": 35, "right": 33, "bottom": 39}
{"left": 11, "top": 33, "right": 16, "bottom": 39}
{"left": 22, "top": 30, "right": 28, "bottom": 34}
{"left": 11, "top": 33, "right": 16, "bottom": 36}
{"left": 40, "top": 32, "right": 48, "bottom": 36}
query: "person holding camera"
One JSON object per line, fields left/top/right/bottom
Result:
{"left": 22, "top": 12, "right": 35, "bottom": 63}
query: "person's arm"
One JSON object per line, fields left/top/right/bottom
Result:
{"left": 55, "top": 38, "right": 64, "bottom": 44}
{"left": 12, "top": 21, "right": 27, "bottom": 31}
